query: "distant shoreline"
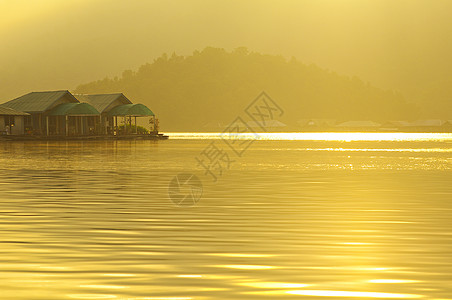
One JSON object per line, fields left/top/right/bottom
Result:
{"left": 166, "top": 132, "right": 452, "bottom": 142}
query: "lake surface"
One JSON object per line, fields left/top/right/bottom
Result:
{"left": 0, "top": 133, "right": 451, "bottom": 299}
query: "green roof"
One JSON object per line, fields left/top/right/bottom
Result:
{"left": 108, "top": 104, "right": 154, "bottom": 117}
{"left": 1, "top": 90, "right": 78, "bottom": 113}
{"left": 0, "top": 105, "right": 29, "bottom": 116}
{"left": 74, "top": 93, "right": 132, "bottom": 113}
{"left": 48, "top": 103, "right": 100, "bottom": 116}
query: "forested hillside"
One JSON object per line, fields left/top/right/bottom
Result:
{"left": 74, "top": 47, "right": 418, "bottom": 131}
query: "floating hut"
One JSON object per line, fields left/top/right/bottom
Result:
{"left": 108, "top": 103, "right": 155, "bottom": 134}
{"left": 0, "top": 90, "right": 165, "bottom": 139}
{"left": 1, "top": 90, "right": 99, "bottom": 136}
{"left": 47, "top": 102, "right": 100, "bottom": 136}
{"left": 74, "top": 93, "right": 156, "bottom": 135}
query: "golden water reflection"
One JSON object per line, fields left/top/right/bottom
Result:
{"left": 286, "top": 290, "right": 423, "bottom": 298}
{"left": 0, "top": 136, "right": 451, "bottom": 299}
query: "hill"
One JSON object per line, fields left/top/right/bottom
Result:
{"left": 74, "top": 47, "right": 418, "bottom": 131}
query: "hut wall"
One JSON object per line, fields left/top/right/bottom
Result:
{"left": 12, "top": 116, "right": 24, "bottom": 135}
{"left": 52, "top": 116, "right": 61, "bottom": 135}
{"left": 30, "top": 114, "right": 43, "bottom": 134}
{"left": 99, "top": 113, "right": 114, "bottom": 135}
{"left": 0, "top": 115, "right": 24, "bottom": 135}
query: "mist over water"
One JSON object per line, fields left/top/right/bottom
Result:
{"left": 0, "top": 133, "right": 451, "bottom": 299}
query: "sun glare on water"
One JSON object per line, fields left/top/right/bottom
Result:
{"left": 167, "top": 132, "right": 452, "bottom": 142}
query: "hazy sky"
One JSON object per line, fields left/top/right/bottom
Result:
{"left": 1, "top": 0, "right": 452, "bottom": 101}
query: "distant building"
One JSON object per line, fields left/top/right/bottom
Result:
{"left": 1, "top": 90, "right": 100, "bottom": 136}
{"left": 409, "top": 119, "right": 445, "bottom": 127}
{"left": 246, "top": 120, "right": 287, "bottom": 131}
{"left": 406, "top": 119, "right": 450, "bottom": 132}
{"left": 74, "top": 93, "right": 156, "bottom": 134}
{"left": 297, "top": 119, "right": 336, "bottom": 130}
{"left": 0, "top": 106, "right": 29, "bottom": 135}
{"left": 380, "top": 121, "right": 411, "bottom": 131}
{"left": 335, "top": 121, "right": 381, "bottom": 131}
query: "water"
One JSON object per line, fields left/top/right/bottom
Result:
{"left": 0, "top": 133, "right": 451, "bottom": 299}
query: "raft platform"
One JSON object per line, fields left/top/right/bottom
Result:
{"left": 0, "top": 133, "right": 169, "bottom": 141}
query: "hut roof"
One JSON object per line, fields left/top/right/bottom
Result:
{"left": 0, "top": 105, "right": 29, "bottom": 116}
{"left": 74, "top": 93, "right": 132, "bottom": 113}
{"left": 107, "top": 104, "right": 154, "bottom": 117}
{"left": 1, "top": 90, "right": 78, "bottom": 113}
{"left": 48, "top": 103, "right": 100, "bottom": 116}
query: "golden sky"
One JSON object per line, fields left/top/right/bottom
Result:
{"left": 1, "top": 0, "right": 452, "bottom": 100}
